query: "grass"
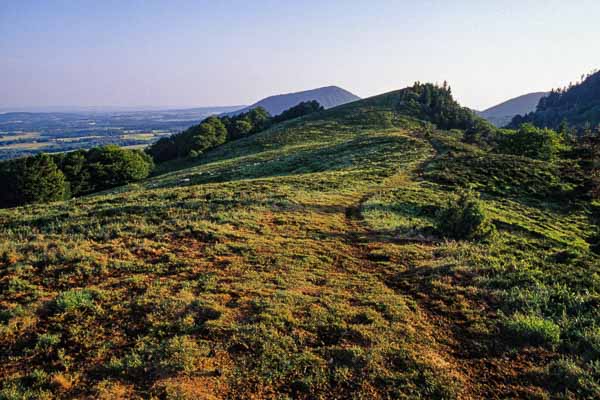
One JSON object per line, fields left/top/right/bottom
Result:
{"left": 0, "top": 90, "right": 599, "bottom": 399}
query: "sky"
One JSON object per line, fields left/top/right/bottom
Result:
{"left": 1, "top": 0, "right": 599, "bottom": 111}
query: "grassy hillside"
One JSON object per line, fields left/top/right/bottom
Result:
{"left": 1, "top": 88, "right": 599, "bottom": 399}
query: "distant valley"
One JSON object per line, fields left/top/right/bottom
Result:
{"left": 0, "top": 86, "right": 360, "bottom": 161}
{"left": 0, "top": 106, "right": 242, "bottom": 160}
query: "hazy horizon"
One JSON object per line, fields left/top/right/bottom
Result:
{"left": 2, "top": 1, "right": 599, "bottom": 111}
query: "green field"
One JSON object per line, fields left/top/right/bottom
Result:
{"left": 1, "top": 91, "right": 599, "bottom": 399}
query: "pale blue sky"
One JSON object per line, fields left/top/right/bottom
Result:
{"left": 1, "top": 0, "right": 598, "bottom": 110}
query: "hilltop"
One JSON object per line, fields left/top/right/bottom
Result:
{"left": 478, "top": 92, "right": 548, "bottom": 127}
{"left": 0, "top": 84, "right": 599, "bottom": 399}
{"left": 225, "top": 86, "right": 360, "bottom": 116}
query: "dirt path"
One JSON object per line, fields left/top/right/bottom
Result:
{"left": 342, "top": 161, "right": 550, "bottom": 399}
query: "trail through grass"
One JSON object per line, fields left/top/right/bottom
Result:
{"left": 1, "top": 94, "right": 599, "bottom": 399}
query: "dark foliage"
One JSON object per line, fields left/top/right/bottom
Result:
{"left": 0, "top": 146, "right": 154, "bottom": 208}
{"left": 272, "top": 100, "right": 324, "bottom": 123}
{"left": 396, "top": 82, "right": 489, "bottom": 131}
{"left": 146, "top": 116, "right": 229, "bottom": 162}
{"left": 221, "top": 107, "right": 272, "bottom": 141}
{"left": 575, "top": 131, "right": 600, "bottom": 200}
{"left": 509, "top": 70, "right": 600, "bottom": 130}
{"left": 147, "top": 101, "right": 325, "bottom": 163}
{"left": 77, "top": 145, "right": 154, "bottom": 194}
{"left": 496, "top": 123, "right": 564, "bottom": 161}
{"left": 436, "top": 189, "right": 494, "bottom": 240}
{"left": 0, "top": 154, "right": 68, "bottom": 208}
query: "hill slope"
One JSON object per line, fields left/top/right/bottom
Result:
{"left": 478, "top": 92, "right": 547, "bottom": 127}
{"left": 510, "top": 69, "right": 600, "bottom": 129}
{"left": 225, "top": 86, "right": 360, "bottom": 116}
{"left": 0, "top": 86, "right": 598, "bottom": 399}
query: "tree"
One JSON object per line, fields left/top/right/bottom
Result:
{"left": 577, "top": 127, "right": 600, "bottom": 199}
{"left": 0, "top": 154, "right": 68, "bottom": 208}
{"left": 176, "top": 116, "right": 228, "bottom": 157}
{"left": 232, "top": 119, "right": 253, "bottom": 139}
{"left": 146, "top": 137, "right": 177, "bottom": 163}
{"left": 84, "top": 146, "right": 154, "bottom": 193}
{"left": 272, "top": 100, "right": 324, "bottom": 123}
{"left": 397, "top": 82, "right": 482, "bottom": 132}
{"left": 245, "top": 107, "right": 271, "bottom": 132}
{"left": 54, "top": 150, "right": 92, "bottom": 196}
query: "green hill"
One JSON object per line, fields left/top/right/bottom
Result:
{"left": 1, "top": 85, "right": 599, "bottom": 399}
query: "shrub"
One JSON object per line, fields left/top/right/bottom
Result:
{"left": 503, "top": 313, "right": 561, "bottom": 348}
{"left": 497, "top": 123, "right": 564, "bottom": 161}
{"left": 545, "top": 358, "right": 600, "bottom": 398}
{"left": 436, "top": 189, "right": 494, "bottom": 240}
{"left": 145, "top": 137, "right": 178, "bottom": 163}
{"left": 53, "top": 150, "right": 91, "bottom": 196}
{"left": 159, "top": 336, "right": 203, "bottom": 375}
{"left": 53, "top": 289, "right": 95, "bottom": 313}
{"left": 36, "top": 333, "right": 62, "bottom": 351}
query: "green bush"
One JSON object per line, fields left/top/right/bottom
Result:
{"left": 0, "top": 146, "right": 154, "bottom": 208}
{"left": 545, "top": 358, "right": 600, "bottom": 398}
{"left": 497, "top": 123, "right": 565, "bottom": 161}
{"left": 503, "top": 313, "right": 561, "bottom": 348}
{"left": 159, "top": 335, "right": 203, "bottom": 375}
{"left": 35, "top": 333, "right": 62, "bottom": 351}
{"left": 436, "top": 189, "right": 494, "bottom": 240}
{"left": 53, "top": 289, "right": 95, "bottom": 313}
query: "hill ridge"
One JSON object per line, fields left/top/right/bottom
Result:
{"left": 225, "top": 85, "right": 360, "bottom": 116}
{"left": 1, "top": 83, "right": 598, "bottom": 399}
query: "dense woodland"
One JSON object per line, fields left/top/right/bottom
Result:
{"left": 510, "top": 69, "right": 600, "bottom": 131}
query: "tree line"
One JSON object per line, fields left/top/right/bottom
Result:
{"left": 0, "top": 146, "right": 154, "bottom": 208}
{"left": 509, "top": 69, "right": 600, "bottom": 131}
{"left": 0, "top": 101, "right": 324, "bottom": 208}
{"left": 402, "top": 83, "right": 599, "bottom": 201}
{"left": 146, "top": 101, "right": 324, "bottom": 163}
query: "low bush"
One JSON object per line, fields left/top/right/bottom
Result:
{"left": 52, "top": 289, "right": 95, "bottom": 313}
{"left": 503, "top": 313, "right": 561, "bottom": 348}
{"left": 35, "top": 332, "right": 62, "bottom": 351}
{"left": 436, "top": 189, "right": 494, "bottom": 240}
{"left": 545, "top": 358, "right": 600, "bottom": 398}
{"left": 158, "top": 336, "right": 204, "bottom": 375}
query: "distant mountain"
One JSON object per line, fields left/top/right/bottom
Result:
{"left": 509, "top": 69, "right": 600, "bottom": 130}
{"left": 225, "top": 86, "right": 360, "bottom": 116}
{"left": 478, "top": 92, "right": 548, "bottom": 127}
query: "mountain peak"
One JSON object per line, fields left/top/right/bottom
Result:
{"left": 225, "top": 86, "right": 360, "bottom": 117}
